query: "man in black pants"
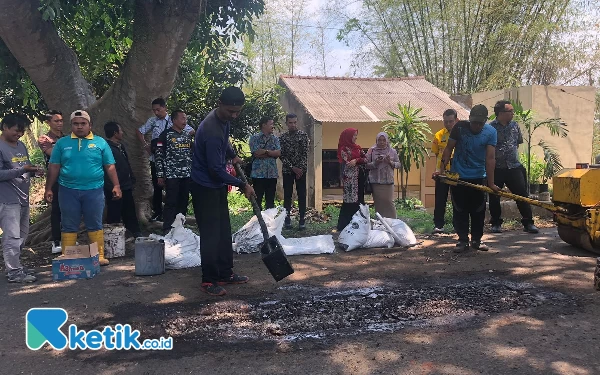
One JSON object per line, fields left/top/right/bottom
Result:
{"left": 190, "top": 87, "right": 255, "bottom": 296}
{"left": 249, "top": 117, "right": 280, "bottom": 210}
{"left": 137, "top": 98, "right": 194, "bottom": 222}
{"left": 431, "top": 109, "right": 458, "bottom": 234}
{"left": 38, "top": 110, "right": 64, "bottom": 254}
{"left": 279, "top": 114, "right": 310, "bottom": 230}
{"left": 434, "top": 104, "right": 498, "bottom": 253}
{"left": 155, "top": 110, "right": 193, "bottom": 234}
{"left": 489, "top": 100, "right": 539, "bottom": 234}
{"left": 103, "top": 122, "right": 142, "bottom": 238}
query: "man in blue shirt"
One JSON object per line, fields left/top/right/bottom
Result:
{"left": 190, "top": 87, "right": 255, "bottom": 296}
{"left": 249, "top": 117, "right": 281, "bottom": 210}
{"left": 434, "top": 104, "right": 498, "bottom": 253}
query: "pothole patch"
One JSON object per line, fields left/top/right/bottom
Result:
{"left": 161, "top": 278, "right": 577, "bottom": 342}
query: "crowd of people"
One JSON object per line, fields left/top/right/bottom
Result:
{"left": 0, "top": 87, "right": 312, "bottom": 296}
{"left": 0, "top": 88, "right": 540, "bottom": 291}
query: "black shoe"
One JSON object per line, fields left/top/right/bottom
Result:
{"left": 490, "top": 224, "right": 502, "bottom": 233}
{"left": 524, "top": 223, "right": 539, "bottom": 234}
{"left": 471, "top": 241, "right": 489, "bottom": 251}
{"left": 432, "top": 227, "right": 444, "bottom": 234}
{"left": 149, "top": 214, "right": 163, "bottom": 222}
{"left": 298, "top": 220, "right": 306, "bottom": 230}
{"left": 201, "top": 282, "right": 227, "bottom": 296}
{"left": 284, "top": 217, "right": 292, "bottom": 230}
{"left": 454, "top": 241, "right": 470, "bottom": 253}
{"left": 217, "top": 274, "right": 249, "bottom": 285}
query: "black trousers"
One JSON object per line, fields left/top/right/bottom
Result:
{"left": 451, "top": 178, "right": 486, "bottom": 243}
{"left": 433, "top": 179, "right": 450, "bottom": 229}
{"left": 51, "top": 182, "right": 61, "bottom": 243}
{"left": 104, "top": 188, "right": 141, "bottom": 235}
{"left": 489, "top": 167, "right": 533, "bottom": 226}
{"left": 150, "top": 161, "right": 163, "bottom": 216}
{"left": 337, "top": 170, "right": 366, "bottom": 231}
{"left": 190, "top": 182, "right": 234, "bottom": 284}
{"left": 162, "top": 177, "right": 190, "bottom": 231}
{"left": 283, "top": 172, "right": 307, "bottom": 221}
{"left": 252, "top": 178, "right": 277, "bottom": 210}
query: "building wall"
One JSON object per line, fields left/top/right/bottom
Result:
{"left": 471, "top": 85, "right": 595, "bottom": 170}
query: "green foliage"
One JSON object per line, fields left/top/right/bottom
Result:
{"left": 511, "top": 100, "right": 567, "bottom": 185}
{"left": 394, "top": 197, "right": 422, "bottom": 210}
{"left": 332, "top": 0, "right": 596, "bottom": 94}
{"left": 0, "top": 0, "right": 265, "bottom": 120}
{"left": 519, "top": 153, "right": 544, "bottom": 184}
{"left": 383, "top": 103, "right": 432, "bottom": 199}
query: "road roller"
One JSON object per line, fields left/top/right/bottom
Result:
{"left": 437, "top": 167, "right": 600, "bottom": 253}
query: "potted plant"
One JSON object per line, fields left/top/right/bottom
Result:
{"left": 519, "top": 152, "right": 544, "bottom": 194}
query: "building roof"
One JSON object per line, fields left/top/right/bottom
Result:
{"left": 279, "top": 75, "right": 469, "bottom": 122}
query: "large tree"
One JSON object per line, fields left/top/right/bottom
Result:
{"left": 0, "top": 0, "right": 263, "bottom": 242}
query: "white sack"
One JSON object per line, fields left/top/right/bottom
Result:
{"left": 281, "top": 235, "right": 335, "bottom": 255}
{"left": 232, "top": 208, "right": 286, "bottom": 254}
{"left": 150, "top": 213, "right": 201, "bottom": 269}
{"left": 338, "top": 204, "right": 371, "bottom": 251}
{"left": 363, "top": 229, "right": 395, "bottom": 249}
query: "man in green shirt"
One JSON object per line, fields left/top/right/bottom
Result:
{"left": 44, "top": 110, "right": 121, "bottom": 266}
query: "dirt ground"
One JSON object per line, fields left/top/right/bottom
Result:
{"left": 3, "top": 225, "right": 600, "bottom": 375}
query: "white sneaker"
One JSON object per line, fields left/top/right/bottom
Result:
{"left": 51, "top": 241, "right": 62, "bottom": 254}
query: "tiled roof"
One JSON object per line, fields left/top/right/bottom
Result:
{"left": 279, "top": 75, "right": 469, "bottom": 122}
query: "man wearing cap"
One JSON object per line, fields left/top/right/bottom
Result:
{"left": 137, "top": 98, "right": 194, "bottom": 222}
{"left": 433, "top": 104, "right": 498, "bottom": 253}
{"left": 190, "top": 86, "right": 255, "bottom": 297}
{"left": 488, "top": 100, "right": 539, "bottom": 234}
{"left": 44, "top": 110, "right": 122, "bottom": 266}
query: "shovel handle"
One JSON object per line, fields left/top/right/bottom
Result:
{"left": 233, "top": 163, "right": 270, "bottom": 242}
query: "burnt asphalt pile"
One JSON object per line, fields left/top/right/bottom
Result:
{"left": 162, "top": 277, "right": 577, "bottom": 343}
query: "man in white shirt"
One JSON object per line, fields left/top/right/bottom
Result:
{"left": 137, "top": 98, "right": 194, "bottom": 222}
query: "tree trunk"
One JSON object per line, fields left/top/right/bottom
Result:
{"left": 89, "top": 0, "right": 203, "bottom": 221}
{"left": 0, "top": 0, "right": 96, "bottom": 112}
{"left": 0, "top": 0, "right": 205, "bottom": 243}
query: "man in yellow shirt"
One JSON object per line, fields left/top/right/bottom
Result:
{"left": 431, "top": 109, "right": 458, "bottom": 234}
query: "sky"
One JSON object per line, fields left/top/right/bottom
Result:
{"left": 291, "top": 0, "right": 359, "bottom": 77}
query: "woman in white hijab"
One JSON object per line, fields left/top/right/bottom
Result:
{"left": 365, "top": 132, "right": 401, "bottom": 218}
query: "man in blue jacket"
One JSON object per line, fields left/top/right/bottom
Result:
{"left": 190, "top": 87, "right": 255, "bottom": 296}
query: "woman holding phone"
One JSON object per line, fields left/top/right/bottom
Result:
{"left": 365, "top": 132, "right": 401, "bottom": 218}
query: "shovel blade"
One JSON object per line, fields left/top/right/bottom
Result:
{"left": 261, "top": 236, "right": 294, "bottom": 282}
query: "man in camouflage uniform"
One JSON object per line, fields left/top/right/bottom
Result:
{"left": 137, "top": 98, "right": 194, "bottom": 222}
{"left": 155, "top": 109, "right": 193, "bottom": 234}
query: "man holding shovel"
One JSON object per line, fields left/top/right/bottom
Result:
{"left": 190, "top": 87, "right": 255, "bottom": 296}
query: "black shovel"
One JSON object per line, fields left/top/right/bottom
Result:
{"left": 233, "top": 163, "right": 294, "bottom": 282}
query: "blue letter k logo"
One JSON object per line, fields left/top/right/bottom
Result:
{"left": 26, "top": 308, "right": 68, "bottom": 350}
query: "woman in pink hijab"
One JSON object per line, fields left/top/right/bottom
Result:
{"left": 365, "top": 132, "right": 401, "bottom": 218}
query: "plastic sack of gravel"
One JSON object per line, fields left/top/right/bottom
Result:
{"left": 338, "top": 204, "right": 371, "bottom": 251}
{"left": 281, "top": 235, "right": 335, "bottom": 255}
{"left": 378, "top": 215, "right": 418, "bottom": 247}
{"left": 363, "top": 229, "right": 395, "bottom": 249}
{"left": 149, "top": 213, "right": 201, "bottom": 269}
{"left": 232, "top": 207, "right": 286, "bottom": 254}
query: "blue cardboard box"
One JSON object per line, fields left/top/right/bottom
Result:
{"left": 52, "top": 243, "right": 101, "bottom": 281}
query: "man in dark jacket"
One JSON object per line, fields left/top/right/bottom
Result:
{"left": 104, "top": 121, "right": 142, "bottom": 238}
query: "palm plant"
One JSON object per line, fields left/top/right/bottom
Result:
{"left": 383, "top": 103, "right": 432, "bottom": 200}
{"left": 511, "top": 101, "right": 567, "bottom": 188}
